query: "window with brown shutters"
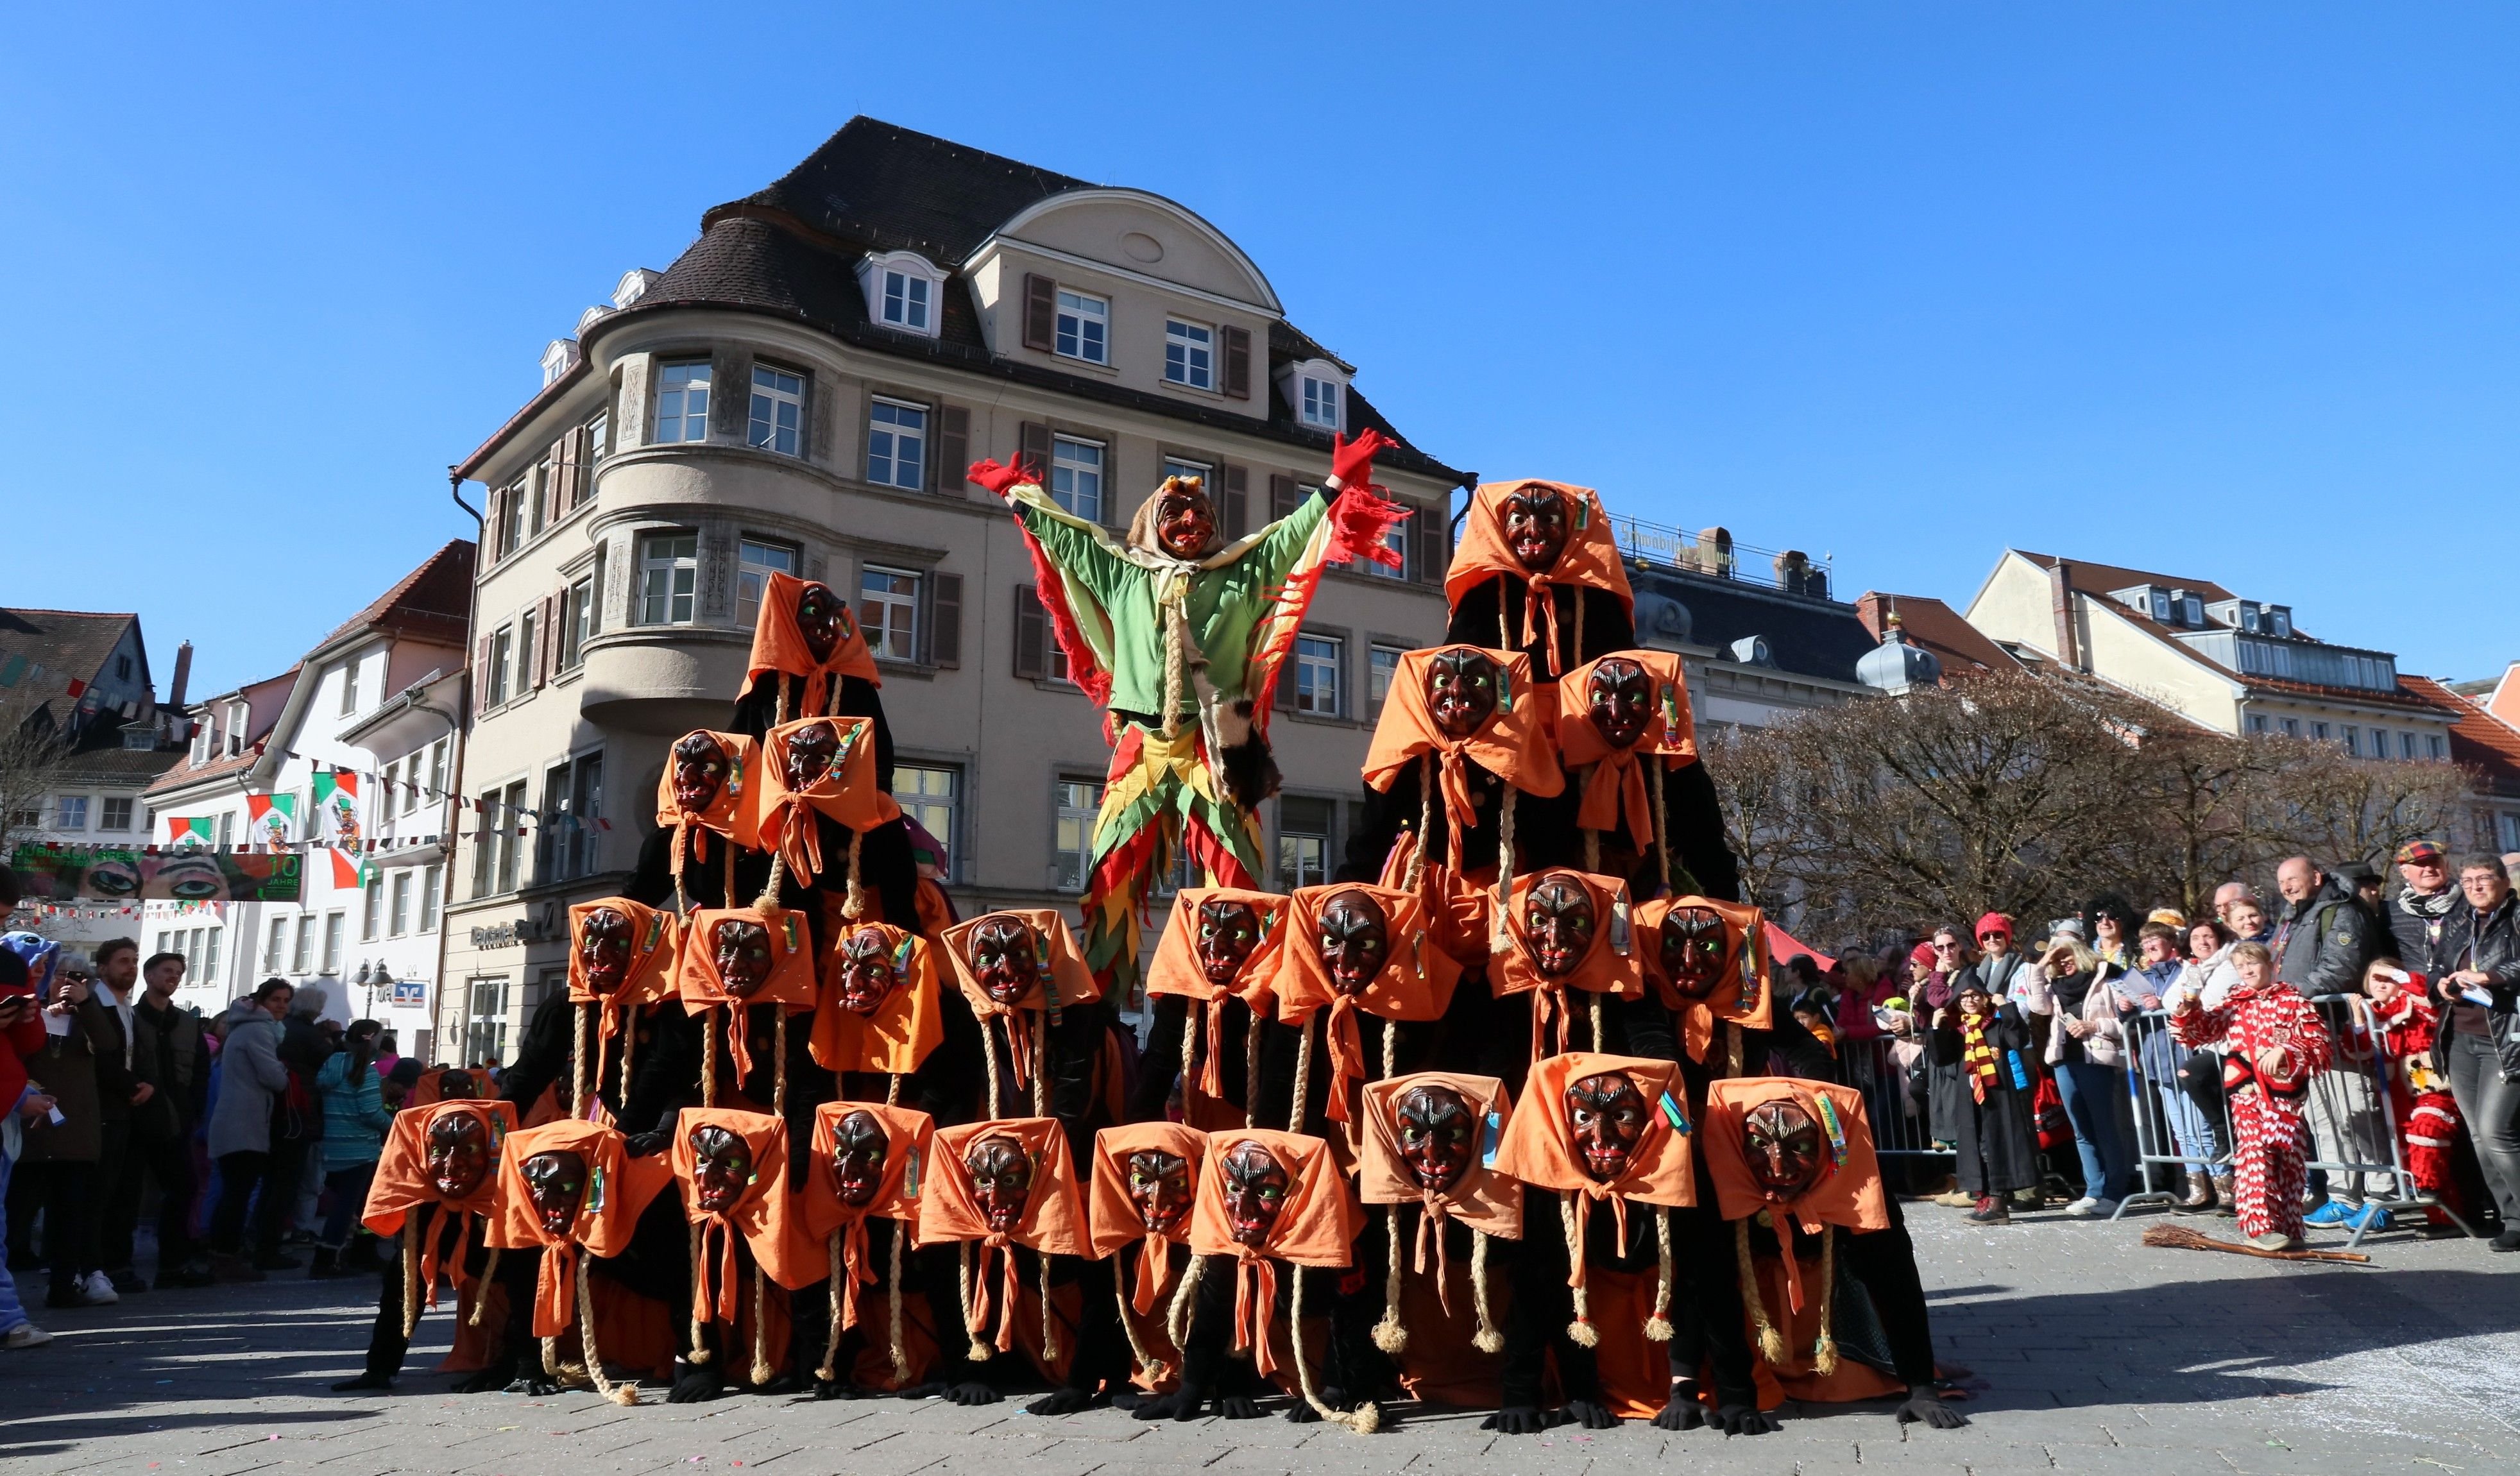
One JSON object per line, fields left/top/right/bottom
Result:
{"left": 1018, "top": 421, "right": 1053, "bottom": 482}
{"left": 550, "top": 427, "right": 583, "bottom": 512}
{"left": 1022, "top": 274, "right": 1056, "bottom": 352}
{"left": 929, "top": 572, "right": 962, "bottom": 668}
{"left": 1221, "top": 464, "right": 1248, "bottom": 539}
{"left": 1013, "top": 584, "right": 1048, "bottom": 680}
{"left": 473, "top": 635, "right": 493, "bottom": 709}
{"left": 1270, "top": 474, "right": 1299, "bottom": 524}
{"left": 1221, "top": 325, "right": 1252, "bottom": 399}
{"left": 937, "top": 406, "right": 969, "bottom": 496}
{"left": 533, "top": 595, "right": 558, "bottom": 688}
{"left": 1418, "top": 498, "right": 1451, "bottom": 586}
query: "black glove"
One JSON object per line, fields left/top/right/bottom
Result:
{"left": 1898, "top": 1384, "right": 1970, "bottom": 1429}
{"left": 624, "top": 1130, "right": 670, "bottom": 1158}
{"left": 1713, "top": 1402, "right": 1780, "bottom": 1437}
{"left": 1132, "top": 1389, "right": 1203, "bottom": 1421}
{"left": 1027, "top": 1387, "right": 1102, "bottom": 1416}
{"left": 1216, "top": 1394, "right": 1263, "bottom": 1419}
{"left": 451, "top": 1356, "right": 518, "bottom": 1395}
{"left": 331, "top": 1372, "right": 395, "bottom": 1393}
{"left": 941, "top": 1381, "right": 1001, "bottom": 1407}
{"left": 667, "top": 1359, "right": 723, "bottom": 1404}
{"left": 1565, "top": 1399, "right": 1617, "bottom": 1430}
{"left": 1480, "top": 1405, "right": 1564, "bottom": 1435}
{"left": 510, "top": 1371, "right": 561, "bottom": 1397}
{"left": 1652, "top": 1382, "right": 1705, "bottom": 1430}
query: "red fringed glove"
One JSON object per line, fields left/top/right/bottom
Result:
{"left": 967, "top": 457, "right": 1036, "bottom": 499}
{"left": 1326, "top": 486, "right": 1412, "bottom": 568}
{"left": 1324, "top": 427, "right": 1397, "bottom": 495}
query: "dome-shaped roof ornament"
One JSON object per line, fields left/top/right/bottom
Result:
{"left": 1858, "top": 602, "right": 1942, "bottom": 695}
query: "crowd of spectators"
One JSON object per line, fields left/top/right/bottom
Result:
{"left": 0, "top": 929, "right": 502, "bottom": 1350}
{"left": 1797, "top": 848, "right": 2520, "bottom": 1246}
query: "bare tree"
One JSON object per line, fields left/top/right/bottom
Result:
{"left": 0, "top": 688, "right": 75, "bottom": 858}
{"left": 2256, "top": 738, "right": 2478, "bottom": 874}
{"left": 1697, "top": 724, "right": 1818, "bottom": 918}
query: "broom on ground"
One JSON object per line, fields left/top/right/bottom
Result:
{"left": 2141, "top": 1222, "right": 2370, "bottom": 1264}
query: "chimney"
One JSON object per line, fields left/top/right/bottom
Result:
{"left": 167, "top": 640, "right": 193, "bottom": 712}
{"left": 2049, "top": 561, "right": 2081, "bottom": 670}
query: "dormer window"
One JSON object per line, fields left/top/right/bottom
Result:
{"left": 854, "top": 251, "right": 946, "bottom": 339}
{"left": 1277, "top": 358, "right": 1350, "bottom": 433}
{"left": 2173, "top": 590, "right": 2202, "bottom": 626}
{"left": 2269, "top": 606, "right": 2293, "bottom": 639}
{"left": 1055, "top": 290, "right": 1109, "bottom": 364}
{"left": 2148, "top": 589, "right": 2172, "bottom": 623}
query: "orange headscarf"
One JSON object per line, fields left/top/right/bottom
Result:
{"left": 652, "top": 731, "right": 761, "bottom": 892}
{"left": 745, "top": 570, "right": 881, "bottom": 717}
{"left": 800, "top": 1103, "right": 935, "bottom": 1341}
{"left": 1273, "top": 883, "right": 1463, "bottom": 1125}
{"left": 362, "top": 1098, "right": 520, "bottom": 1309}
{"left": 1492, "top": 870, "right": 1644, "bottom": 1064}
{"left": 754, "top": 716, "right": 901, "bottom": 890}
{"left": 1145, "top": 886, "right": 1286, "bottom": 1105}
{"left": 808, "top": 922, "right": 944, "bottom": 1078}
{"left": 1443, "top": 480, "right": 1634, "bottom": 679}
{"left": 1358, "top": 1073, "right": 1520, "bottom": 1328}
{"left": 567, "top": 898, "right": 681, "bottom": 1098}
{"left": 670, "top": 1106, "right": 816, "bottom": 1332}
{"left": 1362, "top": 646, "right": 1565, "bottom": 872}
{"left": 1086, "top": 1123, "right": 1209, "bottom": 1316}
{"left": 1492, "top": 1051, "right": 1693, "bottom": 1343}
{"left": 937, "top": 911, "right": 1102, "bottom": 1104}
{"left": 1637, "top": 895, "right": 1773, "bottom": 1065}
{"left": 1554, "top": 650, "right": 1698, "bottom": 849}
{"left": 1701, "top": 1077, "right": 1887, "bottom": 1314}
{"left": 1186, "top": 1131, "right": 1358, "bottom": 1378}
{"left": 917, "top": 1118, "right": 1090, "bottom": 1355}
{"left": 407, "top": 1064, "right": 490, "bottom": 1108}
{"left": 676, "top": 906, "right": 818, "bottom": 1083}
{"left": 1374, "top": 830, "right": 1494, "bottom": 969}
{"left": 488, "top": 1118, "right": 674, "bottom": 1336}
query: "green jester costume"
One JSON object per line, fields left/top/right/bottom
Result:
{"left": 968, "top": 430, "right": 1408, "bottom": 998}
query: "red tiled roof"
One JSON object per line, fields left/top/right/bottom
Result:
{"left": 317, "top": 541, "right": 475, "bottom": 649}
{"left": 2403, "top": 674, "right": 2520, "bottom": 797}
{"left": 1853, "top": 591, "right": 2025, "bottom": 678}
{"left": 2011, "top": 550, "right": 2238, "bottom": 606}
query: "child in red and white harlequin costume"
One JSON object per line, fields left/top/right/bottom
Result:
{"left": 2170, "top": 942, "right": 2333, "bottom": 1246}
{"left": 2362, "top": 963, "right": 2467, "bottom": 1217}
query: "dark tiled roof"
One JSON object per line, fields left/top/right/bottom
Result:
{"left": 2012, "top": 550, "right": 2239, "bottom": 605}
{"left": 317, "top": 540, "right": 475, "bottom": 650}
{"left": 707, "top": 118, "right": 1093, "bottom": 266}
{"left": 2401, "top": 675, "right": 2520, "bottom": 796}
{"left": 1635, "top": 568, "right": 1877, "bottom": 685}
{"left": 1852, "top": 591, "right": 2026, "bottom": 678}
{"left": 60, "top": 746, "right": 187, "bottom": 785}
{"left": 0, "top": 609, "right": 133, "bottom": 692}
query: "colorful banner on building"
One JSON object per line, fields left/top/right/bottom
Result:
{"left": 312, "top": 770, "right": 363, "bottom": 849}
{"left": 245, "top": 793, "right": 296, "bottom": 849}
{"left": 9, "top": 844, "right": 302, "bottom": 903}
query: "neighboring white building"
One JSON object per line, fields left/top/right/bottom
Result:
{"left": 436, "top": 118, "right": 1472, "bottom": 1065}
{"left": 141, "top": 544, "right": 473, "bottom": 1051}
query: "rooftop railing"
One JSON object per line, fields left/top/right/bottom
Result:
{"left": 1607, "top": 512, "right": 1837, "bottom": 599}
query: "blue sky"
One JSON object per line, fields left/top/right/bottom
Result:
{"left": 6, "top": 3, "right": 2514, "bottom": 697}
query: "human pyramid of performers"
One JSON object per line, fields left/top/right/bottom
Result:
{"left": 339, "top": 430, "right": 1966, "bottom": 1436}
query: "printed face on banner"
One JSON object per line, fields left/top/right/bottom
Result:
{"left": 689, "top": 1125, "right": 754, "bottom": 1213}
{"left": 1742, "top": 1100, "right": 1825, "bottom": 1200}
{"left": 672, "top": 733, "right": 731, "bottom": 813}
{"left": 1658, "top": 906, "right": 1728, "bottom": 1000}
{"left": 713, "top": 919, "right": 774, "bottom": 1000}
{"left": 522, "top": 1149, "right": 590, "bottom": 1235}
{"left": 1125, "top": 1148, "right": 1194, "bottom": 1234}
{"left": 784, "top": 721, "right": 840, "bottom": 790}
{"left": 11, "top": 846, "right": 305, "bottom": 904}
{"left": 1426, "top": 649, "right": 1500, "bottom": 740}
{"left": 967, "top": 916, "right": 1042, "bottom": 1007}
{"left": 1586, "top": 658, "right": 1655, "bottom": 749}
{"left": 1220, "top": 1140, "right": 1290, "bottom": 1248}
{"left": 1317, "top": 889, "right": 1391, "bottom": 996}
{"left": 1523, "top": 872, "right": 1597, "bottom": 978}
{"left": 425, "top": 1114, "right": 492, "bottom": 1200}
{"left": 1396, "top": 1083, "right": 1476, "bottom": 1195}
{"left": 966, "top": 1135, "right": 1035, "bottom": 1234}
{"left": 577, "top": 908, "right": 634, "bottom": 996}
{"left": 1566, "top": 1071, "right": 1646, "bottom": 1183}
{"left": 1502, "top": 486, "right": 1571, "bottom": 572}
{"left": 794, "top": 582, "right": 846, "bottom": 665}
{"left": 1195, "top": 899, "right": 1263, "bottom": 987}
{"left": 830, "top": 1110, "right": 889, "bottom": 1209}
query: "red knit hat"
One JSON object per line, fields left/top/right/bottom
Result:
{"left": 1907, "top": 941, "right": 1938, "bottom": 967}
{"left": 1973, "top": 912, "right": 2013, "bottom": 942}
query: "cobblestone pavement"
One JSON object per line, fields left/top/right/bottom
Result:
{"left": 5, "top": 1205, "right": 2518, "bottom": 1476}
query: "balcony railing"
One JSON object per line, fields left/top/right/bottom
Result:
{"left": 1607, "top": 513, "right": 1836, "bottom": 599}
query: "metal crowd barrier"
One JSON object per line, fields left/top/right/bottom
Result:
{"left": 1838, "top": 1031, "right": 1953, "bottom": 1160}
{"left": 2109, "top": 992, "right": 2480, "bottom": 1250}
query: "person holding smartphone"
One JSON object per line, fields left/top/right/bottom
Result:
{"left": 13, "top": 958, "right": 121, "bottom": 1309}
